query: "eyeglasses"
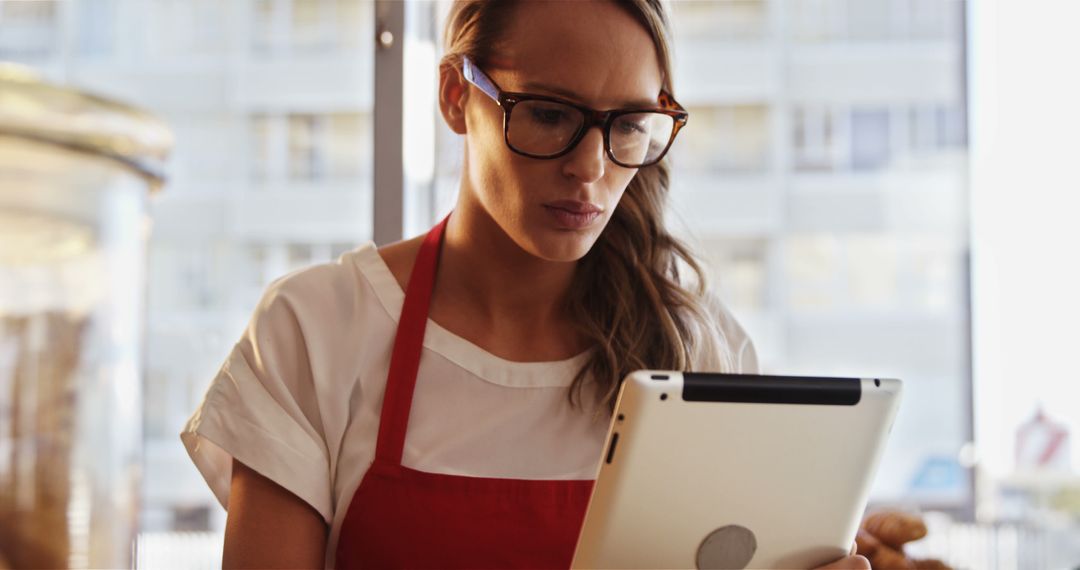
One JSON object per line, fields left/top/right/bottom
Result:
{"left": 461, "top": 55, "right": 688, "bottom": 168}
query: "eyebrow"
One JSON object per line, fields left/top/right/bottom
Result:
{"left": 520, "top": 81, "right": 657, "bottom": 109}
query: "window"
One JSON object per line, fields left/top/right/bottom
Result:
{"left": 846, "top": 0, "right": 893, "bottom": 43}
{"left": 8, "top": 0, "right": 1013, "bottom": 565}
{"left": 851, "top": 108, "right": 892, "bottom": 171}
{"left": 0, "top": 0, "right": 59, "bottom": 59}
{"left": 146, "top": 0, "right": 226, "bottom": 58}
{"left": 909, "top": 104, "right": 966, "bottom": 153}
{"left": 288, "top": 114, "right": 325, "bottom": 180}
{"left": 251, "top": 114, "right": 287, "bottom": 181}
{"left": 286, "top": 243, "right": 313, "bottom": 270}
{"left": 793, "top": 106, "right": 839, "bottom": 172}
{"left": 791, "top": 0, "right": 963, "bottom": 44}
{"left": 682, "top": 105, "right": 771, "bottom": 173}
{"left": 700, "top": 238, "right": 770, "bottom": 312}
{"left": 670, "top": 0, "right": 768, "bottom": 43}
{"left": 5, "top": 1, "right": 377, "bottom": 556}
{"left": 670, "top": 2, "right": 972, "bottom": 511}
{"left": 251, "top": 0, "right": 365, "bottom": 56}
{"left": 251, "top": 113, "right": 368, "bottom": 183}
{"left": 291, "top": 0, "right": 335, "bottom": 53}
{"left": 909, "top": 0, "right": 963, "bottom": 41}
{"left": 251, "top": 0, "right": 288, "bottom": 55}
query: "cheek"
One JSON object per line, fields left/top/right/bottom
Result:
{"left": 464, "top": 100, "right": 511, "bottom": 170}
{"left": 467, "top": 142, "right": 537, "bottom": 231}
{"left": 607, "top": 169, "right": 638, "bottom": 204}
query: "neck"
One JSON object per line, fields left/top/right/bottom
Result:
{"left": 437, "top": 201, "right": 578, "bottom": 329}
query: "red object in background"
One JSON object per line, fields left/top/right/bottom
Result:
{"left": 1015, "top": 406, "right": 1072, "bottom": 472}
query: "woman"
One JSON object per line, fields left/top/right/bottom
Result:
{"left": 182, "top": 1, "right": 938, "bottom": 568}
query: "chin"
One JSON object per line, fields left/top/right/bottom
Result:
{"left": 526, "top": 227, "right": 602, "bottom": 263}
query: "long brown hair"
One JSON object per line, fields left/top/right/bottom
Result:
{"left": 439, "top": 0, "right": 734, "bottom": 417}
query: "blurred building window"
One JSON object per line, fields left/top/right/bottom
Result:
{"left": 909, "top": 0, "right": 963, "bottom": 40}
{"left": 77, "top": 0, "right": 115, "bottom": 57}
{"left": 682, "top": 105, "right": 771, "bottom": 173}
{"left": 251, "top": 0, "right": 366, "bottom": 56}
{"left": 0, "top": 0, "right": 59, "bottom": 58}
{"left": 668, "top": 0, "right": 972, "bottom": 511}
{"left": 790, "top": 0, "right": 851, "bottom": 43}
{"left": 286, "top": 243, "right": 313, "bottom": 270}
{"left": 246, "top": 244, "right": 269, "bottom": 289}
{"left": 850, "top": 108, "right": 892, "bottom": 171}
{"left": 909, "top": 104, "right": 966, "bottom": 154}
{"left": 251, "top": 114, "right": 287, "bottom": 181}
{"left": 252, "top": 0, "right": 291, "bottom": 55}
{"left": 251, "top": 112, "right": 366, "bottom": 183}
{"left": 288, "top": 114, "right": 326, "bottom": 180}
{"left": 0, "top": 0, "right": 379, "bottom": 545}
{"left": 326, "top": 113, "right": 370, "bottom": 179}
{"left": 330, "top": 241, "right": 355, "bottom": 259}
{"left": 291, "top": 0, "right": 335, "bottom": 53}
{"left": 791, "top": 0, "right": 960, "bottom": 43}
{"left": 674, "top": 0, "right": 768, "bottom": 43}
{"left": 846, "top": 0, "right": 893, "bottom": 42}
{"left": 793, "top": 106, "right": 839, "bottom": 172}
{"left": 146, "top": 0, "right": 227, "bottom": 58}
{"left": 700, "top": 238, "right": 770, "bottom": 312}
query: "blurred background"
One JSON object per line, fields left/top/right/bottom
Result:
{"left": 0, "top": 0, "right": 1078, "bottom": 568}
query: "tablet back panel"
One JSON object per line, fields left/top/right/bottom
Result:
{"left": 572, "top": 371, "right": 901, "bottom": 570}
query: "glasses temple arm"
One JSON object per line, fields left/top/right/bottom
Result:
{"left": 462, "top": 56, "right": 501, "bottom": 103}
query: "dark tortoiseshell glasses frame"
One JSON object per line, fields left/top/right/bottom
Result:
{"left": 461, "top": 55, "right": 689, "bottom": 168}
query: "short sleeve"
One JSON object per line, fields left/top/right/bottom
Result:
{"left": 181, "top": 273, "right": 334, "bottom": 523}
{"left": 694, "top": 289, "right": 761, "bottom": 374}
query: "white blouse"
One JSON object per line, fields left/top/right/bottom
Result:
{"left": 180, "top": 241, "right": 758, "bottom": 567}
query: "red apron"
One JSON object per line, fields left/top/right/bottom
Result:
{"left": 335, "top": 215, "right": 595, "bottom": 569}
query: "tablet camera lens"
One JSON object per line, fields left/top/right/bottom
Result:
{"left": 874, "top": 379, "right": 881, "bottom": 387}
{"left": 660, "top": 393, "right": 668, "bottom": 401}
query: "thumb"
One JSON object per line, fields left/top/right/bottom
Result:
{"left": 862, "top": 511, "right": 928, "bottom": 548}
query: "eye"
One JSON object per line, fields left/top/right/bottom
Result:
{"left": 616, "top": 116, "right": 649, "bottom": 135}
{"left": 531, "top": 106, "right": 570, "bottom": 125}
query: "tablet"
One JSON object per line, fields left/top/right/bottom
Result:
{"left": 571, "top": 371, "right": 902, "bottom": 570}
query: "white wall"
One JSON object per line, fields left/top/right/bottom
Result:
{"left": 970, "top": 0, "right": 1080, "bottom": 486}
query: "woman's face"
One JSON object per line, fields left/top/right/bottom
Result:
{"left": 457, "top": 0, "right": 664, "bottom": 262}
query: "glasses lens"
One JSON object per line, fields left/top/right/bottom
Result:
{"left": 507, "top": 100, "right": 585, "bottom": 156}
{"left": 609, "top": 112, "right": 675, "bottom": 166}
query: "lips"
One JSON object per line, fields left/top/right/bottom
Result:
{"left": 543, "top": 200, "right": 603, "bottom": 214}
{"left": 542, "top": 201, "right": 603, "bottom": 230}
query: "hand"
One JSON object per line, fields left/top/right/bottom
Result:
{"left": 811, "top": 542, "right": 870, "bottom": 569}
{"left": 855, "top": 510, "right": 951, "bottom": 569}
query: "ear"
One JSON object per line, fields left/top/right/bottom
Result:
{"left": 438, "top": 62, "right": 469, "bottom": 135}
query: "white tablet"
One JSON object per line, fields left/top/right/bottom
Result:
{"left": 572, "top": 371, "right": 902, "bottom": 570}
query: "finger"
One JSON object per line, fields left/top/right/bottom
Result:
{"left": 868, "top": 546, "right": 915, "bottom": 570}
{"left": 855, "top": 528, "right": 882, "bottom": 557}
{"left": 850, "top": 541, "right": 857, "bottom": 556}
{"left": 912, "top": 558, "right": 953, "bottom": 570}
{"left": 813, "top": 555, "right": 872, "bottom": 569}
{"left": 862, "top": 510, "right": 928, "bottom": 548}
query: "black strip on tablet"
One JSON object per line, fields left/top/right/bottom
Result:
{"left": 682, "top": 373, "right": 861, "bottom": 406}
{"left": 605, "top": 432, "right": 620, "bottom": 464}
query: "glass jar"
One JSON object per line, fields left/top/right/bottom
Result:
{"left": 0, "top": 65, "right": 172, "bottom": 569}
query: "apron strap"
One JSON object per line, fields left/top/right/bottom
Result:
{"left": 374, "top": 214, "right": 451, "bottom": 466}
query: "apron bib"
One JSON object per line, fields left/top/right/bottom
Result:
{"left": 335, "top": 215, "right": 595, "bottom": 569}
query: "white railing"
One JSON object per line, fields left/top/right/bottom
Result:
{"left": 134, "top": 531, "right": 224, "bottom": 570}
{"left": 905, "top": 514, "right": 1080, "bottom": 570}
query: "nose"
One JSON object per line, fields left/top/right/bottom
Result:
{"left": 561, "top": 126, "right": 606, "bottom": 184}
